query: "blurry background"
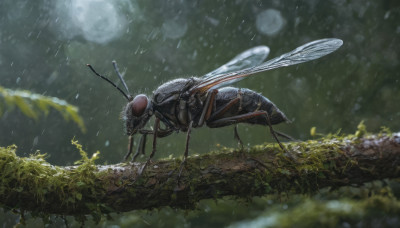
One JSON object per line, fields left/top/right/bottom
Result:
{"left": 0, "top": 0, "right": 399, "bottom": 227}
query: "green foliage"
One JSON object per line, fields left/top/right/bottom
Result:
{"left": 0, "top": 85, "right": 86, "bottom": 132}
{"left": 228, "top": 194, "right": 400, "bottom": 228}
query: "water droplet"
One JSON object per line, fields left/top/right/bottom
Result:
{"left": 162, "top": 19, "right": 188, "bottom": 39}
{"left": 53, "top": 0, "right": 130, "bottom": 44}
{"left": 205, "top": 16, "right": 220, "bottom": 26}
{"left": 384, "top": 11, "right": 390, "bottom": 19}
{"left": 256, "top": 9, "right": 285, "bottom": 36}
{"left": 33, "top": 136, "right": 39, "bottom": 146}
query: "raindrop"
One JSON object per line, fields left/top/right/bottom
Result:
{"left": 192, "top": 50, "right": 198, "bottom": 60}
{"left": 54, "top": 45, "right": 61, "bottom": 57}
{"left": 352, "top": 103, "right": 361, "bottom": 112}
{"left": 384, "top": 11, "right": 390, "bottom": 20}
{"left": 205, "top": 16, "right": 220, "bottom": 26}
{"left": 53, "top": 0, "right": 129, "bottom": 44}
{"left": 105, "top": 140, "right": 110, "bottom": 147}
{"left": 46, "top": 71, "right": 59, "bottom": 85}
{"left": 36, "top": 30, "right": 42, "bottom": 39}
{"left": 75, "top": 93, "right": 79, "bottom": 99}
{"left": 16, "top": 77, "right": 21, "bottom": 84}
{"left": 162, "top": 19, "right": 188, "bottom": 39}
{"left": 256, "top": 9, "right": 285, "bottom": 36}
{"left": 33, "top": 136, "right": 39, "bottom": 147}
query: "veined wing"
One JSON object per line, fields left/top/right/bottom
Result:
{"left": 203, "top": 46, "right": 270, "bottom": 79}
{"left": 191, "top": 38, "right": 343, "bottom": 94}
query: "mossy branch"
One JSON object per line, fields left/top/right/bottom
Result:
{"left": 0, "top": 132, "right": 399, "bottom": 218}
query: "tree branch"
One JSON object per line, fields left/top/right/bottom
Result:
{"left": 0, "top": 133, "right": 399, "bottom": 217}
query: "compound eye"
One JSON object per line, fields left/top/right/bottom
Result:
{"left": 132, "top": 94, "right": 148, "bottom": 116}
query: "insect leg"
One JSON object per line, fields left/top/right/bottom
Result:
{"left": 198, "top": 89, "right": 218, "bottom": 126}
{"left": 154, "top": 110, "right": 176, "bottom": 130}
{"left": 264, "top": 111, "right": 288, "bottom": 154}
{"left": 208, "top": 111, "right": 293, "bottom": 156}
{"left": 139, "top": 128, "right": 174, "bottom": 137}
{"left": 234, "top": 125, "right": 244, "bottom": 149}
{"left": 207, "top": 111, "right": 267, "bottom": 128}
{"left": 131, "top": 133, "right": 147, "bottom": 162}
{"left": 275, "top": 130, "right": 298, "bottom": 141}
{"left": 123, "top": 135, "right": 134, "bottom": 162}
{"left": 138, "top": 118, "right": 160, "bottom": 175}
{"left": 208, "top": 97, "right": 240, "bottom": 121}
{"left": 178, "top": 120, "right": 193, "bottom": 177}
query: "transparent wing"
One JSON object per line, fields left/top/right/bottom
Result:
{"left": 191, "top": 38, "right": 343, "bottom": 94}
{"left": 203, "top": 46, "right": 270, "bottom": 79}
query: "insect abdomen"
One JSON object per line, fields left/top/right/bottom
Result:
{"left": 207, "top": 87, "right": 288, "bottom": 127}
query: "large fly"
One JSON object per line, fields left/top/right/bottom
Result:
{"left": 87, "top": 38, "right": 343, "bottom": 175}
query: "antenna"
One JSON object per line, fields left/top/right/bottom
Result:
{"left": 112, "top": 61, "right": 131, "bottom": 96}
{"left": 86, "top": 64, "right": 131, "bottom": 101}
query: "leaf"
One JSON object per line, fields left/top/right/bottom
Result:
{"left": 76, "top": 181, "right": 86, "bottom": 187}
{"left": 13, "top": 96, "right": 38, "bottom": 120}
{"left": 34, "top": 99, "right": 50, "bottom": 116}
{"left": 0, "top": 85, "right": 86, "bottom": 132}
{"left": 75, "top": 193, "right": 82, "bottom": 201}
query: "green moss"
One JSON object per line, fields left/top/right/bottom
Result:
{"left": 379, "top": 126, "right": 392, "bottom": 136}
{"left": 310, "top": 126, "right": 317, "bottom": 137}
{"left": 0, "top": 141, "right": 107, "bottom": 224}
{"left": 180, "top": 131, "right": 355, "bottom": 200}
{"left": 0, "top": 122, "right": 396, "bottom": 224}
{"left": 238, "top": 120, "right": 394, "bottom": 198}
{"left": 355, "top": 120, "right": 367, "bottom": 138}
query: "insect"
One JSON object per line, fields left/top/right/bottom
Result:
{"left": 87, "top": 38, "right": 343, "bottom": 174}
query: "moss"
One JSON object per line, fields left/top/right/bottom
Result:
{"left": 0, "top": 121, "right": 396, "bottom": 224}
{"left": 355, "top": 120, "right": 367, "bottom": 138}
{"left": 0, "top": 141, "right": 108, "bottom": 224}
{"left": 379, "top": 126, "right": 392, "bottom": 136}
{"left": 178, "top": 130, "right": 356, "bottom": 201}
{"left": 310, "top": 126, "right": 317, "bottom": 137}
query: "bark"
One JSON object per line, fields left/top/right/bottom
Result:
{"left": 0, "top": 133, "right": 399, "bottom": 217}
